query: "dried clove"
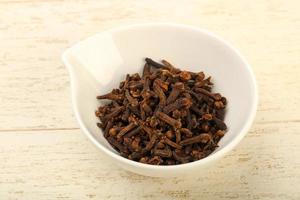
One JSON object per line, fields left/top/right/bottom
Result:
{"left": 175, "top": 130, "right": 181, "bottom": 143}
{"left": 163, "top": 137, "right": 182, "bottom": 149}
{"left": 145, "top": 57, "right": 165, "bottom": 68}
{"left": 155, "top": 111, "right": 182, "bottom": 129}
{"left": 194, "top": 87, "right": 222, "bottom": 101}
{"left": 153, "top": 80, "right": 167, "bottom": 107}
{"left": 153, "top": 148, "right": 172, "bottom": 158}
{"left": 124, "top": 126, "right": 142, "bottom": 138}
{"left": 107, "top": 136, "right": 128, "bottom": 154}
{"left": 117, "top": 122, "right": 137, "bottom": 139}
{"left": 180, "top": 134, "right": 212, "bottom": 146}
{"left": 108, "top": 126, "right": 123, "bottom": 137}
{"left": 96, "top": 58, "right": 227, "bottom": 165}
{"left": 163, "top": 97, "right": 192, "bottom": 114}
{"left": 180, "top": 128, "right": 193, "bottom": 138}
{"left": 166, "top": 82, "right": 185, "bottom": 104}
{"left": 97, "top": 92, "right": 123, "bottom": 101}
{"left": 102, "top": 106, "right": 125, "bottom": 123}
{"left": 142, "top": 63, "right": 151, "bottom": 77}
{"left": 173, "top": 151, "right": 191, "bottom": 163}
{"left": 125, "top": 90, "right": 139, "bottom": 107}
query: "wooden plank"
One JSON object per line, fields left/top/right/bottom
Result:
{"left": 0, "top": 123, "right": 299, "bottom": 200}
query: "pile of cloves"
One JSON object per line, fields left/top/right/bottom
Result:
{"left": 95, "top": 58, "right": 227, "bottom": 165}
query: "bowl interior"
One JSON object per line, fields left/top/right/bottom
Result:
{"left": 65, "top": 24, "right": 256, "bottom": 166}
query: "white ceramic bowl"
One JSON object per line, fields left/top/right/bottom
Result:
{"left": 62, "top": 23, "right": 258, "bottom": 177}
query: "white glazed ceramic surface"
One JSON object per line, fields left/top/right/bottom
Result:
{"left": 62, "top": 23, "right": 258, "bottom": 177}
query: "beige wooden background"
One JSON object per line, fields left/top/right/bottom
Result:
{"left": 1, "top": 0, "right": 299, "bottom": 199}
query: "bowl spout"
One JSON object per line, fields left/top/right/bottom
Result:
{"left": 62, "top": 32, "right": 124, "bottom": 88}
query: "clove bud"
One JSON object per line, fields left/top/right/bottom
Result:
{"left": 95, "top": 58, "right": 227, "bottom": 165}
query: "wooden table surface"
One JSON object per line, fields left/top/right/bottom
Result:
{"left": 1, "top": 0, "right": 299, "bottom": 199}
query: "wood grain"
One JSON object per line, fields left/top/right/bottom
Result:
{"left": 0, "top": 0, "right": 299, "bottom": 199}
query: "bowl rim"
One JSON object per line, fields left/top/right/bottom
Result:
{"left": 62, "top": 22, "right": 258, "bottom": 171}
